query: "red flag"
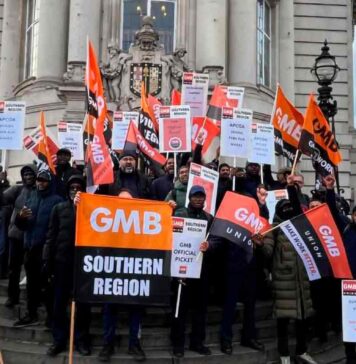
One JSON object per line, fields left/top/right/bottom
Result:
{"left": 171, "top": 89, "right": 181, "bottom": 106}
{"left": 141, "top": 83, "right": 159, "bottom": 136}
{"left": 85, "top": 39, "right": 113, "bottom": 186}
{"left": 38, "top": 111, "right": 56, "bottom": 175}
{"left": 147, "top": 94, "right": 161, "bottom": 132}
{"left": 191, "top": 117, "right": 220, "bottom": 156}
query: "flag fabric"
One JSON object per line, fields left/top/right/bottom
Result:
{"left": 191, "top": 117, "right": 220, "bottom": 158}
{"left": 206, "top": 85, "right": 239, "bottom": 125}
{"left": 209, "top": 191, "right": 270, "bottom": 261}
{"left": 298, "top": 95, "right": 342, "bottom": 176}
{"left": 171, "top": 89, "right": 181, "bottom": 106}
{"left": 280, "top": 203, "right": 352, "bottom": 281}
{"left": 38, "top": 111, "right": 56, "bottom": 175}
{"left": 140, "top": 83, "right": 159, "bottom": 148}
{"left": 85, "top": 39, "right": 113, "bottom": 186}
{"left": 124, "top": 121, "right": 167, "bottom": 169}
{"left": 147, "top": 94, "right": 161, "bottom": 132}
{"left": 271, "top": 85, "right": 304, "bottom": 162}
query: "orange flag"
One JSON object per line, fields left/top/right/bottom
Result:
{"left": 171, "top": 89, "right": 181, "bottom": 106}
{"left": 271, "top": 85, "right": 304, "bottom": 162}
{"left": 38, "top": 111, "right": 56, "bottom": 175}
{"left": 299, "top": 94, "right": 342, "bottom": 175}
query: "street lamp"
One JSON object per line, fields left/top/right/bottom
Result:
{"left": 310, "top": 39, "right": 340, "bottom": 133}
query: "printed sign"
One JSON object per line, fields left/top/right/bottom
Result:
{"left": 58, "top": 121, "right": 84, "bottom": 160}
{"left": 226, "top": 87, "right": 245, "bottom": 110}
{"left": 159, "top": 105, "right": 191, "bottom": 153}
{"left": 112, "top": 111, "right": 139, "bottom": 150}
{"left": 181, "top": 72, "right": 209, "bottom": 117}
{"left": 220, "top": 107, "right": 252, "bottom": 157}
{"left": 266, "top": 189, "right": 289, "bottom": 224}
{"left": 185, "top": 163, "right": 219, "bottom": 215}
{"left": 342, "top": 280, "right": 356, "bottom": 343}
{"left": 0, "top": 101, "right": 26, "bottom": 150}
{"left": 171, "top": 217, "right": 207, "bottom": 278}
{"left": 248, "top": 123, "right": 275, "bottom": 165}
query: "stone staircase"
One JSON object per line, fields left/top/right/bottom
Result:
{"left": 0, "top": 279, "right": 345, "bottom": 363}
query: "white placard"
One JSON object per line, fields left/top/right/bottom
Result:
{"left": 266, "top": 189, "right": 289, "bottom": 224}
{"left": 220, "top": 107, "right": 252, "bottom": 158}
{"left": 112, "top": 111, "right": 139, "bottom": 150}
{"left": 226, "top": 86, "right": 245, "bottom": 110}
{"left": 158, "top": 105, "right": 191, "bottom": 153}
{"left": 248, "top": 123, "right": 275, "bottom": 165}
{"left": 58, "top": 121, "right": 84, "bottom": 160}
{"left": 185, "top": 163, "right": 219, "bottom": 216}
{"left": 0, "top": 101, "right": 26, "bottom": 150}
{"left": 342, "top": 280, "right": 356, "bottom": 342}
{"left": 181, "top": 72, "right": 209, "bottom": 117}
{"left": 171, "top": 217, "right": 207, "bottom": 278}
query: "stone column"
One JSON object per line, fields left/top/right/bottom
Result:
{"left": 64, "top": 0, "right": 102, "bottom": 83}
{"left": 228, "top": 0, "right": 257, "bottom": 86}
{"left": 195, "top": 0, "right": 228, "bottom": 71}
{"left": 0, "top": 0, "right": 22, "bottom": 99}
{"left": 186, "top": 0, "right": 197, "bottom": 70}
{"left": 36, "top": 0, "right": 69, "bottom": 80}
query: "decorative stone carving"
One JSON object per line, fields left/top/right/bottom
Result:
{"left": 201, "top": 65, "right": 226, "bottom": 90}
{"left": 63, "top": 61, "right": 86, "bottom": 83}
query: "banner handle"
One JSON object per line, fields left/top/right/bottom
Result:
{"left": 68, "top": 300, "right": 76, "bottom": 364}
{"left": 174, "top": 152, "right": 177, "bottom": 180}
{"left": 291, "top": 150, "right": 300, "bottom": 176}
{"left": 232, "top": 157, "right": 237, "bottom": 191}
{"left": 175, "top": 281, "right": 183, "bottom": 318}
{"left": 0, "top": 350, "right": 4, "bottom": 364}
{"left": 260, "top": 164, "right": 264, "bottom": 185}
{"left": 195, "top": 232, "right": 210, "bottom": 262}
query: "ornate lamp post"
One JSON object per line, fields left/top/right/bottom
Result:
{"left": 310, "top": 39, "right": 340, "bottom": 133}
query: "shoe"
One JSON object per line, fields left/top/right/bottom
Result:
{"left": 220, "top": 339, "right": 233, "bottom": 355}
{"left": 98, "top": 344, "right": 114, "bottom": 362}
{"left": 128, "top": 342, "right": 146, "bottom": 362}
{"left": 5, "top": 298, "right": 18, "bottom": 308}
{"left": 240, "top": 338, "right": 265, "bottom": 351}
{"left": 295, "top": 352, "right": 318, "bottom": 364}
{"left": 280, "top": 356, "right": 291, "bottom": 364}
{"left": 189, "top": 343, "right": 212, "bottom": 355}
{"left": 47, "top": 343, "right": 66, "bottom": 357}
{"left": 172, "top": 346, "right": 184, "bottom": 358}
{"left": 76, "top": 342, "right": 91, "bottom": 356}
{"left": 13, "top": 314, "right": 39, "bottom": 327}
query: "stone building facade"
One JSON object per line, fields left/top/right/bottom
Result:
{"left": 0, "top": 0, "right": 354, "bottom": 200}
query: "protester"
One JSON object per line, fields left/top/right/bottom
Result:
{"left": 14, "top": 170, "right": 62, "bottom": 327}
{"left": 150, "top": 156, "right": 175, "bottom": 200}
{"left": 261, "top": 175, "right": 316, "bottom": 364}
{"left": 243, "top": 162, "right": 261, "bottom": 197}
{"left": 216, "top": 163, "right": 232, "bottom": 210}
{"left": 263, "top": 165, "right": 291, "bottom": 190}
{"left": 43, "top": 175, "right": 91, "bottom": 357}
{"left": 54, "top": 148, "right": 79, "bottom": 198}
{"left": 165, "top": 165, "right": 189, "bottom": 210}
{"left": 0, "top": 165, "right": 37, "bottom": 308}
{"left": 170, "top": 185, "right": 212, "bottom": 358}
{"left": 106, "top": 151, "right": 151, "bottom": 198}
{"left": 0, "top": 167, "right": 11, "bottom": 278}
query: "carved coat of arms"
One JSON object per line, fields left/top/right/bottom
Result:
{"left": 130, "top": 63, "right": 162, "bottom": 97}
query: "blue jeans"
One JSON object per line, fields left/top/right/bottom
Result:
{"left": 103, "top": 304, "right": 143, "bottom": 347}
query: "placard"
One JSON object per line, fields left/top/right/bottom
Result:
{"left": 112, "top": 111, "right": 139, "bottom": 150}
{"left": 342, "top": 280, "right": 356, "bottom": 342}
{"left": 159, "top": 105, "right": 191, "bottom": 153}
{"left": 171, "top": 217, "right": 207, "bottom": 279}
{"left": 0, "top": 101, "right": 26, "bottom": 150}
{"left": 248, "top": 123, "right": 275, "bottom": 165}
{"left": 220, "top": 107, "right": 252, "bottom": 157}
{"left": 266, "top": 189, "right": 289, "bottom": 224}
{"left": 58, "top": 121, "right": 84, "bottom": 160}
{"left": 185, "top": 163, "right": 219, "bottom": 215}
{"left": 226, "top": 87, "right": 245, "bottom": 110}
{"left": 181, "top": 72, "right": 209, "bottom": 117}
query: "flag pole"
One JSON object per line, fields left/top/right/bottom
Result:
{"left": 0, "top": 350, "right": 4, "bottom": 364}
{"left": 291, "top": 150, "right": 300, "bottom": 176}
{"left": 260, "top": 164, "right": 264, "bottom": 185}
{"left": 232, "top": 157, "right": 237, "bottom": 191}
{"left": 175, "top": 280, "right": 183, "bottom": 318}
{"left": 68, "top": 300, "right": 76, "bottom": 364}
{"left": 174, "top": 152, "right": 177, "bottom": 180}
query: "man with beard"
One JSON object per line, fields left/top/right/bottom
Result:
{"left": 243, "top": 162, "right": 261, "bottom": 198}
{"left": 0, "top": 165, "right": 37, "bottom": 307}
{"left": 216, "top": 163, "right": 232, "bottom": 210}
{"left": 107, "top": 151, "right": 151, "bottom": 198}
{"left": 150, "top": 156, "right": 175, "bottom": 200}
{"left": 165, "top": 165, "right": 189, "bottom": 210}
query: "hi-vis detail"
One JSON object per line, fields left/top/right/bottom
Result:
{"left": 74, "top": 194, "right": 172, "bottom": 305}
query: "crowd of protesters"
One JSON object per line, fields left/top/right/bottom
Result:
{"left": 0, "top": 146, "right": 355, "bottom": 364}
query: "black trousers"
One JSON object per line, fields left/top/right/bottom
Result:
{"left": 170, "top": 275, "right": 209, "bottom": 349}
{"left": 220, "top": 266, "right": 257, "bottom": 342}
{"left": 277, "top": 318, "right": 307, "bottom": 356}
{"left": 345, "top": 343, "right": 356, "bottom": 364}
{"left": 7, "top": 237, "right": 24, "bottom": 302}
{"left": 24, "top": 246, "right": 43, "bottom": 317}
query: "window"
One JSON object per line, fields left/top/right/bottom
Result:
{"left": 122, "top": 0, "right": 176, "bottom": 53}
{"left": 257, "top": 0, "right": 271, "bottom": 88}
{"left": 24, "top": 0, "right": 40, "bottom": 79}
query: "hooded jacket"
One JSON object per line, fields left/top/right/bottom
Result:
{"left": 43, "top": 175, "right": 86, "bottom": 267}
{"left": 165, "top": 180, "right": 187, "bottom": 210}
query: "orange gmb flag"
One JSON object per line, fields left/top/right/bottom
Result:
{"left": 76, "top": 193, "right": 172, "bottom": 250}
{"left": 140, "top": 83, "right": 159, "bottom": 145}
{"left": 147, "top": 93, "right": 161, "bottom": 132}
{"left": 38, "top": 111, "right": 56, "bottom": 175}
{"left": 298, "top": 94, "right": 342, "bottom": 176}
{"left": 171, "top": 89, "right": 181, "bottom": 106}
{"left": 271, "top": 85, "right": 304, "bottom": 162}
{"left": 85, "top": 39, "right": 113, "bottom": 186}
